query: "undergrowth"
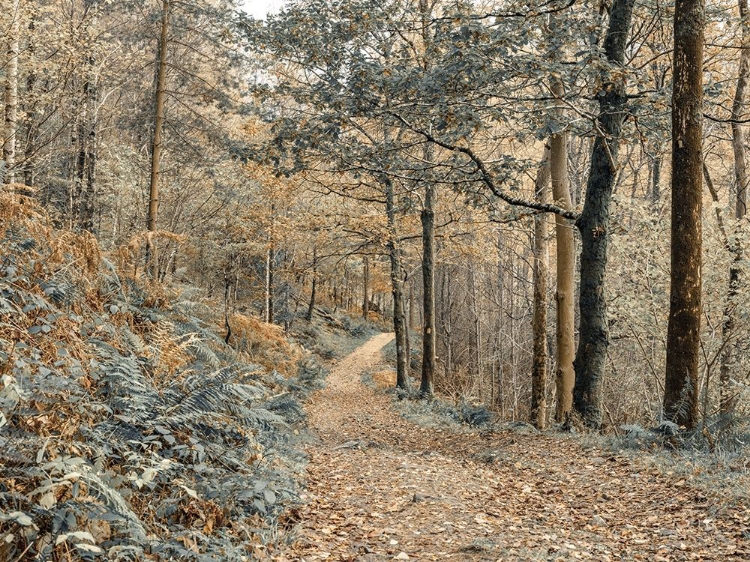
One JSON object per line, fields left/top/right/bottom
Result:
{"left": 374, "top": 325, "right": 748, "bottom": 505}
{"left": 290, "top": 305, "right": 379, "bottom": 361}
{"left": 0, "top": 189, "right": 327, "bottom": 561}
{"left": 584, "top": 417, "right": 750, "bottom": 504}
{"left": 361, "top": 369, "right": 495, "bottom": 432}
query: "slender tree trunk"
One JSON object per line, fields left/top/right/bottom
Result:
{"left": 3, "top": 0, "right": 20, "bottom": 185}
{"left": 409, "top": 281, "right": 415, "bottom": 329}
{"left": 532, "top": 145, "right": 551, "bottom": 429}
{"left": 573, "top": 0, "right": 636, "bottom": 428}
{"left": 441, "top": 267, "right": 453, "bottom": 376}
{"left": 80, "top": 57, "right": 97, "bottom": 233}
{"left": 733, "top": 2, "right": 750, "bottom": 222}
{"left": 720, "top": 0, "right": 750, "bottom": 415}
{"left": 146, "top": 0, "right": 169, "bottom": 279}
{"left": 418, "top": 0, "right": 436, "bottom": 398}
{"left": 307, "top": 246, "right": 317, "bottom": 321}
{"left": 650, "top": 64, "right": 665, "bottom": 204}
{"left": 652, "top": 155, "right": 662, "bottom": 203}
{"left": 23, "top": 17, "right": 37, "bottom": 187}
{"left": 420, "top": 181, "right": 437, "bottom": 397}
{"left": 473, "top": 263, "right": 482, "bottom": 391}
{"left": 75, "top": 98, "right": 87, "bottom": 226}
{"left": 404, "top": 295, "right": 411, "bottom": 375}
{"left": 344, "top": 269, "right": 350, "bottom": 311}
{"left": 363, "top": 255, "right": 370, "bottom": 319}
{"left": 265, "top": 245, "right": 274, "bottom": 323}
{"left": 664, "top": 0, "right": 704, "bottom": 429}
{"left": 385, "top": 176, "right": 409, "bottom": 389}
{"left": 550, "top": 78, "right": 576, "bottom": 422}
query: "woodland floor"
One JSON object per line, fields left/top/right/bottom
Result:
{"left": 276, "top": 334, "right": 749, "bottom": 561}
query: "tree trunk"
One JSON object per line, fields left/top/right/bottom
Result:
{"left": 418, "top": 0, "right": 436, "bottom": 399}
{"left": 441, "top": 266, "right": 453, "bottom": 377}
{"left": 472, "top": 263, "right": 482, "bottom": 390}
{"left": 720, "top": 0, "right": 750, "bottom": 415}
{"left": 362, "top": 255, "right": 370, "bottom": 319}
{"left": 3, "top": 0, "right": 20, "bottom": 184}
{"left": 650, "top": 64, "right": 666, "bottom": 204}
{"left": 74, "top": 98, "right": 87, "bottom": 226}
{"left": 733, "top": 2, "right": 750, "bottom": 222}
{"left": 651, "top": 155, "right": 662, "bottom": 203}
{"left": 80, "top": 56, "right": 98, "bottom": 233}
{"left": 573, "top": 0, "right": 636, "bottom": 428}
{"left": 23, "top": 17, "right": 37, "bottom": 187}
{"left": 307, "top": 246, "right": 317, "bottom": 322}
{"left": 550, "top": 77, "right": 576, "bottom": 422}
{"left": 409, "top": 281, "right": 415, "bottom": 329}
{"left": 404, "top": 292, "right": 411, "bottom": 375}
{"left": 532, "top": 145, "right": 551, "bottom": 429}
{"left": 265, "top": 245, "right": 274, "bottom": 323}
{"left": 664, "top": 0, "right": 704, "bottom": 429}
{"left": 385, "top": 176, "right": 409, "bottom": 390}
{"left": 420, "top": 182, "right": 436, "bottom": 397}
{"left": 146, "top": 0, "right": 169, "bottom": 279}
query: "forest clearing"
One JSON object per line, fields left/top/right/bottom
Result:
{"left": 1, "top": 0, "right": 750, "bottom": 560}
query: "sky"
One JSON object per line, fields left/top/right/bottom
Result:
{"left": 240, "top": 0, "right": 288, "bottom": 19}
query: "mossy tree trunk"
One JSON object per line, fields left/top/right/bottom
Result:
{"left": 573, "top": 0, "right": 636, "bottom": 428}
{"left": 664, "top": 0, "right": 705, "bottom": 429}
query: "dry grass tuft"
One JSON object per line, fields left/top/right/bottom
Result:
{"left": 370, "top": 369, "right": 397, "bottom": 389}
{"left": 227, "top": 313, "right": 304, "bottom": 376}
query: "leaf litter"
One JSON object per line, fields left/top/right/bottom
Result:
{"left": 275, "top": 334, "right": 749, "bottom": 561}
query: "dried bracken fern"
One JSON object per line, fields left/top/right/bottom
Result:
{"left": 227, "top": 313, "right": 304, "bottom": 377}
{"left": 142, "top": 319, "right": 191, "bottom": 379}
{"left": 0, "top": 193, "right": 320, "bottom": 560}
{"left": 113, "top": 230, "right": 186, "bottom": 278}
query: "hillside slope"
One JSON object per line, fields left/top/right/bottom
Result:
{"left": 0, "top": 191, "right": 327, "bottom": 561}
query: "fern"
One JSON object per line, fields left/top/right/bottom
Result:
{"left": 187, "top": 338, "right": 223, "bottom": 369}
{"left": 118, "top": 325, "right": 146, "bottom": 354}
{"left": 0, "top": 217, "right": 319, "bottom": 559}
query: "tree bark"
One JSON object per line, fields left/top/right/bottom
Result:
{"left": 23, "top": 16, "right": 36, "bottom": 187}
{"left": 409, "top": 280, "right": 415, "bottom": 329}
{"left": 651, "top": 155, "right": 662, "bottom": 203}
{"left": 80, "top": 56, "right": 98, "bottom": 233}
{"left": 650, "top": 64, "right": 666, "bottom": 204}
{"left": 307, "top": 246, "right": 317, "bottom": 322}
{"left": 720, "top": 0, "right": 750, "bottom": 415}
{"left": 3, "top": 0, "right": 20, "bottom": 184}
{"left": 532, "top": 145, "right": 551, "bottom": 430}
{"left": 146, "top": 0, "right": 169, "bottom": 279}
{"left": 363, "top": 255, "right": 370, "bottom": 319}
{"left": 441, "top": 266, "right": 453, "bottom": 377}
{"left": 420, "top": 181, "right": 437, "bottom": 397}
{"left": 664, "top": 0, "right": 704, "bottom": 429}
{"left": 404, "top": 284, "right": 411, "bottom": 375}
{"left": 265, "top": 245, "right": 274, "bottom": 323}
{"left": 573, "top": 0, "right": 636, "bottom": 428}
{"left": 418, "top": 0, "right": 436, "bottom": 399}
{"left": 733, "top": 1, "right": 750, "bottom": 221}
{"left": 74, "top": 97, "right": 87, "bottom": 226}
{"left": 385, "top": 175, "right": 410, "bottom": 390}
{"left": 550, "top": 78, "right": 576, "bottom": 422}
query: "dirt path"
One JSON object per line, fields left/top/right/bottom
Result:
{"left": 278, "top": 334, "right": 748, "bottom": 561}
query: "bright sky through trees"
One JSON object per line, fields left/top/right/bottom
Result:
{"left": 240, "top": 0, "right": 287, "bottom": 18}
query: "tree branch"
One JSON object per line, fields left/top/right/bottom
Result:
{"left": 389, "top": 112, "right": 580, "bottom": 221}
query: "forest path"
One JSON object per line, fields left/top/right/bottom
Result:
{"left": 277, "top": 334, "right": 748, "bottom": 561}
